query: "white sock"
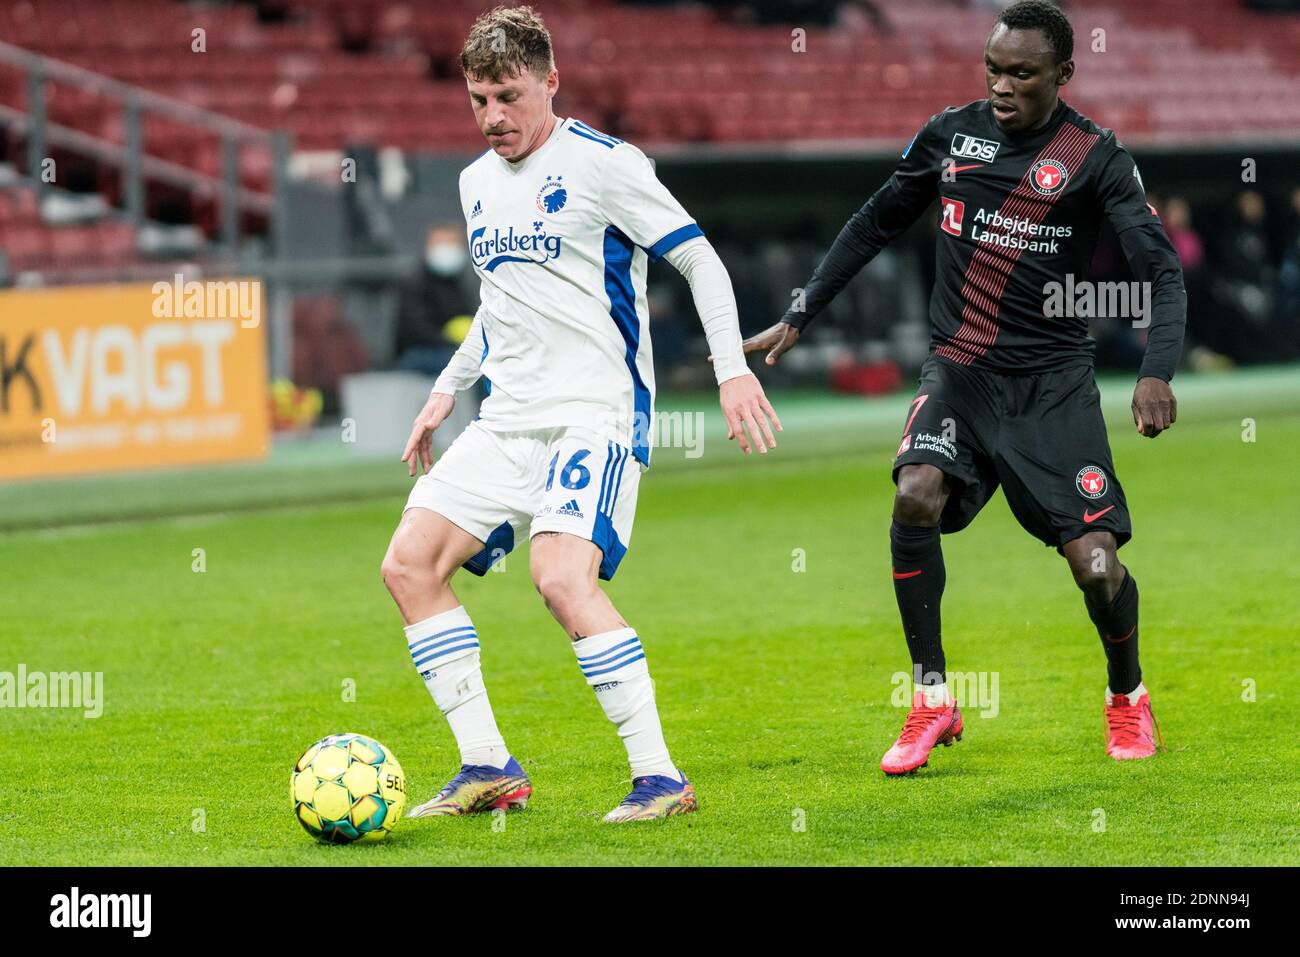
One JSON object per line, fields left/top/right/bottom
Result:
{"left": 405, "top": 606, "right": 510, "bottom": 769}
{"left": 573, "top": 627, "right": 679, "bottom": 781}
{"left": 1106, "top": 681, "right": 1147, "bottom": 705}
{"left": 919, "top": 680, "right": 952, "bottom": 707}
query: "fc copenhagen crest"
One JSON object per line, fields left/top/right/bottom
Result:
{"left": 536, "top": 175, "right": 567, "bottom": 214}
{"left": 1076, "top": 465, "right": 1107, "bottom": 499}
{"left": 1030, "top": 159, "right": 1068, "bottom": 195}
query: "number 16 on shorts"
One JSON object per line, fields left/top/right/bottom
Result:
{"left": 531, "top": 433, "right": 640, "bottom": 580}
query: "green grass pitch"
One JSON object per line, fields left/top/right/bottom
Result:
{"left": 1, "top": 368, "right": 1297, "bottom": 865}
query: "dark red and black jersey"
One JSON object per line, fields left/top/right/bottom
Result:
{"left": 784, "top": 99, "right": 1186, "bottom": 381}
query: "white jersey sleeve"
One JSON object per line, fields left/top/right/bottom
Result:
{"left": 431, "top": 308, "right": 486, "bottom": 397}
{"left": 597, "top": 143, "right": 703, "bottom": 259}
{"left": 663, "top": 237, "right": 750, "bottom": 384}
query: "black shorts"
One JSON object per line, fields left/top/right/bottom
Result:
{"left": 891, "top": 354, "right": 1132, "bottom": 549}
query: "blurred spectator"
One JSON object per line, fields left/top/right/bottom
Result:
{"left": 1163, "top": 196, "right": 1229, "bottom": 369}
{"left": 395, "top": 225, "right": 477, "bottom": 376}
{"left": 1277, "top": 188, "right": 1300, "bottom": 358}
{"left": 1211, "top": 191, "right": 1278, "bottom": 363}
{"left": 1163, "top": 196, "right": 1204, "bottom": 272}
{"left": 1220, "top": 191, "right": 1272, "bottom": 282}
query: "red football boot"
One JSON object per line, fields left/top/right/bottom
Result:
{"left": 1104, "top": 690, "right": 1162, "bottom": 760}
{"left": 881, "top": 691, "right": 963, "bottom": 775}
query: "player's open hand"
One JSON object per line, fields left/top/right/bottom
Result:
{"left": 401, "top": 391, "right": 455, "bottom": 476}
{"left": 740, "top": 321, "right": 801, "bottom": 366}
{"left": 720, "top": 373, "right": 782, "bottom": 455}
{"left": 1131, "top": 377, "right": 1177, "bottom": 438}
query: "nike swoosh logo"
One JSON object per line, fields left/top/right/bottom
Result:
{"left": 1083, "top": 506, "right": 1115, "bottom": 523}
{"left": 949, "top": 164, "right": 983, "bottom": 173}
{"left": 892, "top": 569, "right": 923, "bottom": 580}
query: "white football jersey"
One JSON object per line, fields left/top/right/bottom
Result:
{"left": 456, "top": 116, "right": 703, "bottom": 467}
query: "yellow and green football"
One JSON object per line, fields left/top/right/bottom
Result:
{"left": 291, "top": 733, "right": 406, "bottom": 844}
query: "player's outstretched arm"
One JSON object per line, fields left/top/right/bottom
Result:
{"left": 781, "top": 115, "right": 943, "bottom": 336}
{"left": 401, "top": 391, "right": 455, "bottom": 476}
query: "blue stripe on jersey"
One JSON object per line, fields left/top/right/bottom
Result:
{"left": 568, "top": 126, "right": 617, "bottom": 149}
{"left": 602, "top": 226, "right": 652, "bottom": 467}
{"left": 480, "top": 322, "right": 491, "bottom": 396}
{"left": 571, "top": 119, "right": 623, "bottom": 146}
{"left": 646, "top": 222, "right": 704, "bottom": 262}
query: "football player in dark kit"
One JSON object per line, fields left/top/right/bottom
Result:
{"left": 741, "top": 1, "right": 1185, "bottom": 772}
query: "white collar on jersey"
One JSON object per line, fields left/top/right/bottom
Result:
{"left": 497, "top": 115, "right": 568, "bottom": 175}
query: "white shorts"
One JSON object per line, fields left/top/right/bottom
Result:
{"left": 404, "top": 421, "right": 642, "bottom": 581}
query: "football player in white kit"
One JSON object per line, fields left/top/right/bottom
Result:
{"left": 381, "top": 5, "right": 781, "bottom": 822}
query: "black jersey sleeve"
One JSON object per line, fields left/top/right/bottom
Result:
{"left": 781, "top": 115, "right": 943, "bottom": 331}
{"left": 1097, "top": 144, "right": 1187, "bottom": 382}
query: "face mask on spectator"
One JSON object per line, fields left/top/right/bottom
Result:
{"left": 426, "top": 244, "right": 467, "bottom": 277}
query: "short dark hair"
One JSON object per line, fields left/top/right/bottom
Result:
{"left": 996, "top": 0, "right": 1074, "bottom": 63}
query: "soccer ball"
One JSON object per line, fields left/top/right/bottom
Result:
{"left": 291, "top": 732, "right": 406, "bottom": 844}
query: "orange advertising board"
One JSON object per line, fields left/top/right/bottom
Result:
{"left": 0, "top": 281, "right": 270, "bottom": 480}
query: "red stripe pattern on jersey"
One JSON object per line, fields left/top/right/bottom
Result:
{"left": 935, "top": 123, "right": 1102, "bottom": 365}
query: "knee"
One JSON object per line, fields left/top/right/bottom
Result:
{"left": 893, "top": 467, "right": 947, "bottom": 525}
{"left": 531, "top": 565, "right": 593, "bottom": 617}
{"left": 1071, "top": 563, "right": 1110, "bottom": 597}
{"left": 380, "top": 549, "right": 418, "bottom": 599}
{"left": 381, "top": 540, "right": 450, "bottom": 600}
{"left": 1068, "top": 554, "right": 1120, "bottom": 601}
{"left": 1065, "top": 533, "right": 1122, "bottom": 600}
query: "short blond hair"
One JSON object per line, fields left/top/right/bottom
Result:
{"left": 461, "top": 5, "right": 554, "bottom": 83}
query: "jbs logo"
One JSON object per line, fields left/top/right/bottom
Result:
{"left": 951, "top": 133, "right": 1000, "bottom": 163}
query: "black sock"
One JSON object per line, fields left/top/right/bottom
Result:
{"left": 1084, "top": 569, "right": 1141, "bottom": 695}
{"left": 890, "top": 520, "right": 946, "bottom": 683}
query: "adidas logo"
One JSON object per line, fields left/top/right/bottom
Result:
{"left": 470, "top": 200, "right": 483, "bottom": 219}
{"left": 557, "top": 499, "right": 583, "bottom": 518}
